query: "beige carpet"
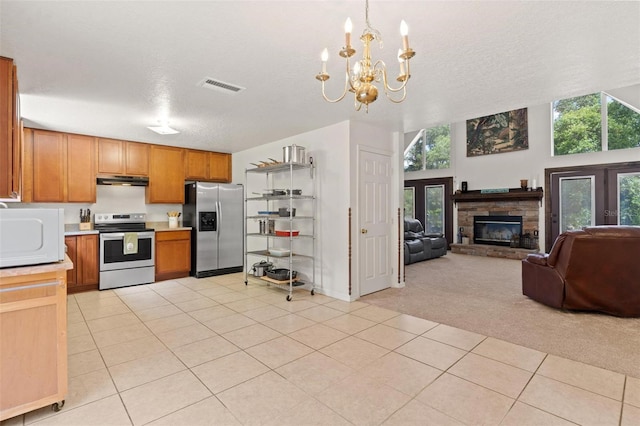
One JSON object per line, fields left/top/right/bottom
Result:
{"left": 361, "top": 252, "right": 640, "bottom": 378}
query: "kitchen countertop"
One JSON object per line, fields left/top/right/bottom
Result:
{"left": 64, "top": 224, "right": 99, "bottom": 236}
{"left": 64, "top": 222, "right": 192, "bottom": 236}
{"left": 0, "top": 254, "right": 74, "bottom": 278}
{"left": 147, "top": 221, "right": 192, "bottom": 232}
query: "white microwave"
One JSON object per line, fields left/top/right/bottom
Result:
{"left": 0, "top": 208, "right": 66, "bottom": 268}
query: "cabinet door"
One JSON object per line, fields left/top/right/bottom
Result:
{"left": 67, "top": 134, "right": 96, "bottom": 202}
{"left": 155, "top": 230, "right": 191, "bottom": 281}
{"left": 32, "top": 130, "right": 65, "bottom": 202}
{"left": 0, "top": 270, "right": 67, "bottom": 420}
{"left": 78, "top": 234, "right": 99, "bottom": 285}
{"left": 147, "top": 145, "right": 185, "bottom": 203}
{"left": 125, "top": 142, "right": 149, "bottom": 176}
{"left": 184, "top": 149, "right": 209, "bottom": 180}
{"left": 65, "top": 236, "right": 78, "bottom": 287}
{"left": 11, "top": 66, "right": 20, "bottom": 198}
{"left": 0, "top": 58, "right": 11, "bottom": 198}
{"left": 209, "top": 152, "right": 231, "bottom": 182}
{"left": 0, "top": 58, "right": 20, "bottom": 199}
{"left": 97, "top": 138, "right": 124, "bottom": 175}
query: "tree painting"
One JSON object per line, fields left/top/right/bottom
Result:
{"left": 466, "top": 108, "right": 528, "bottom": 157}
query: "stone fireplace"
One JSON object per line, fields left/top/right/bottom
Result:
{"left": 451, "top": 189, "right": 542, "bottom": 259}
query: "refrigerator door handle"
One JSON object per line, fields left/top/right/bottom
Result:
{"left": 217, "top": 201, "right": 222, "bottom": 234}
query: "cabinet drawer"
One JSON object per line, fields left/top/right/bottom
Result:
{"left": 156, "top": 230, "right": 190, "bottom": 242}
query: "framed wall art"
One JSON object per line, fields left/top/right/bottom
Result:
{"left": 466, "top": 108, "right": 528, "bottom": 157}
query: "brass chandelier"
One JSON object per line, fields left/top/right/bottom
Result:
{"left": 315, "top": 0, "right": 416, "bottom": 112}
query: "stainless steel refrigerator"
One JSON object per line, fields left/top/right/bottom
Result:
{"left": 184, "top": 182, "right": 244, "bottom": 278}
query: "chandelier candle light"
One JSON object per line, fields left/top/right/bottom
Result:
{"left": 316, "top": 0, "right": 416, "bottom": 112}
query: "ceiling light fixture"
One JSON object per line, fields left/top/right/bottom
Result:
{"left": 315, "top": 0, "right": 416, "bottom": 112}
{"left": 147, "top": 120, "right": 179, "bottom": 135}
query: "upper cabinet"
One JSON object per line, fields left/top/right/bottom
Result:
{"left": 19, "top": 126, "right": 229, "bottom": 203}
{"left": 146, "top": 145, "right": 185, "bottom": 204}
{"left": 97, "top": 138, "right": 149, "bottom": 176}
{"left": 28, "top": 129, "right": 66, "bottom": 202}
{"left": 67, "top": 134, "right": 96, "bottom": 202}
{"left": 22, "top": 129, "right": 96, "bottom": 203}
{"left": 208, "top": 152, "right": 232, "bottom": 182}
{"left": 0, "top": 57, "right": 21, "bottom": 200}
{"left": 184, "top": 149, "right": 231, "bottom": 182}
{"left": 184, "top": 149, "right": 209, "bottom": 180}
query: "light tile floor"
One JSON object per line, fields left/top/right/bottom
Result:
{"left": 3, "top": 273, "right": 639, "bottom": 426}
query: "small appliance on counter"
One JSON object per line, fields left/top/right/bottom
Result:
{"left": 0, "top": 208, "right": 65, "bottom": 268}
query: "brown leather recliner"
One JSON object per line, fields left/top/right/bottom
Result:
{"left": 522, "top": 226, "right": 640, "bottom": 317}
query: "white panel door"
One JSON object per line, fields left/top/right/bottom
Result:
{"left": 359, "top": 149, "right": 392, "bottom": 296}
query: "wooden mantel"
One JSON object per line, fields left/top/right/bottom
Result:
{"left": 452, "top": 188, "right": 543, "bottom": 204}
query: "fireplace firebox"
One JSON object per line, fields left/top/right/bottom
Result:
{"left": 473, "top": 215, "right": 523, "bottom": 247}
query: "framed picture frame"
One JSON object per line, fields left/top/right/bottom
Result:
{"left": 466, "top": 108, "right": 528, "bottom": 157}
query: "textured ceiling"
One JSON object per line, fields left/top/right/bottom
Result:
{"left": 1, "top": 1, "right": 639, "bottom": 153}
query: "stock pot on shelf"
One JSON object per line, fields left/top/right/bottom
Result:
{"left": 283, "top": 145, "right": 306, "bottom": 164}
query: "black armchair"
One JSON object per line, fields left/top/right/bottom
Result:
{"left": 404, "top": 218, "right": 447, "bottom": 265}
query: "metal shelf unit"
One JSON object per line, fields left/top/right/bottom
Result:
{"left": 243, "top": 162, "right": 316, "bottom": 301}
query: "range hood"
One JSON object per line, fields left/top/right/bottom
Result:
{"left": 96, "top": 176, "right": 149, "bottom": 186}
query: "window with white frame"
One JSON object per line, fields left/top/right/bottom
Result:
{"left": 553, "top": 92, "right": 640, "bottom": 156}
{"left": 404, "top": 125, "right": 451, "bottom": 171}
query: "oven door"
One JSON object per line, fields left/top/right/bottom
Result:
{"left": 100, "top": 231, "right": 155, "bottom": 271}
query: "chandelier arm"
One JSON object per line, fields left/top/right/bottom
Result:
{"left": 320, "top": 68, "right": 351, "bottom": 103}
{"left": 384, "top": 87, "right": 408, "bottom": 104}
{"left": 375, "top": 60, "right": 409, "bottom": 93}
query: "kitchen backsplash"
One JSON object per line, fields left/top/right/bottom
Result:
{"left": 10, "top": 186, "right": 182, "bottom": 224}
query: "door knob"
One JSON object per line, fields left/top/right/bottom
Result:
{"left": 361, "top": 228, "right": 368, "bottom": 234}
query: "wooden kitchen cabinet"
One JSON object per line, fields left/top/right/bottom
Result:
{"left": 155, "top": 230, "right": 191, "bottom": 281}
{"left": 65, "top": 234, "right": 99, "bottom": 293}
{"left": 67, "top": 134, "right": 96, "bottom": 202}
{"left": 184, "top": 149, "right": 209, "bottom": 180}
{"left": 22, "top": 129, "right": 96, "bottom": 203}
{"left": 208, "top": 152, "right": 232, "bottom": 182}
{"left": 147, "top": 145, "right": 185, "bottom": 203}
{"left": 97, "top": 138, "right": 149, "bottom": 176}
{"left": 125, "top": 142, "right": 149, "bottom": 175}
{"left": 184, "top": 149, "right": 232, "bottom": 182}
{"left": 0, "top": 262, "right": 71, "bottom": 421}
{"left": 29, "top": 129, "right": 66, "bottom": 202}
{"left": 0, "top": 56, "right": 21, "bottom": 200}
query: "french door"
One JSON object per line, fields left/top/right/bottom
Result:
{"left": 404, "top": 177, "right": 453, "bottom": 247}
{"left": 424, "top": 185, "right": 445, "bottom": 234}
{"left": 547, "top": 162, "right": 640, "bottom": 249}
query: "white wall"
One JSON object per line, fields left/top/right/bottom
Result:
{"left": 233, "top": 121, "right": 353, "bottom": 301}
{"left": 405, "top": 84, "right": 640, "bottom": 251}
{"left": 233, "top": 119, "right": 401, "bottom": 301}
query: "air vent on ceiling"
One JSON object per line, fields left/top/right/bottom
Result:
{"left": 198, "top": 77, "right": 245, "bottom": 94}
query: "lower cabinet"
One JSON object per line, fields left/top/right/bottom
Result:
{"left": 0, "top": 266, "right": 70, "bottom": 421}
{"left": 155, "top": 230, "right": 191, "bottom": 281}
{"left": 65, "top": 234, "right": 99, "bottom": 293}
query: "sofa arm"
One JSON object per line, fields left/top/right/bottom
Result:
{"left": 525, "top": 253, "right": 548, "bottom": 266}
{"left": 522, "top": 258, "right": 564, "bottom": 308}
